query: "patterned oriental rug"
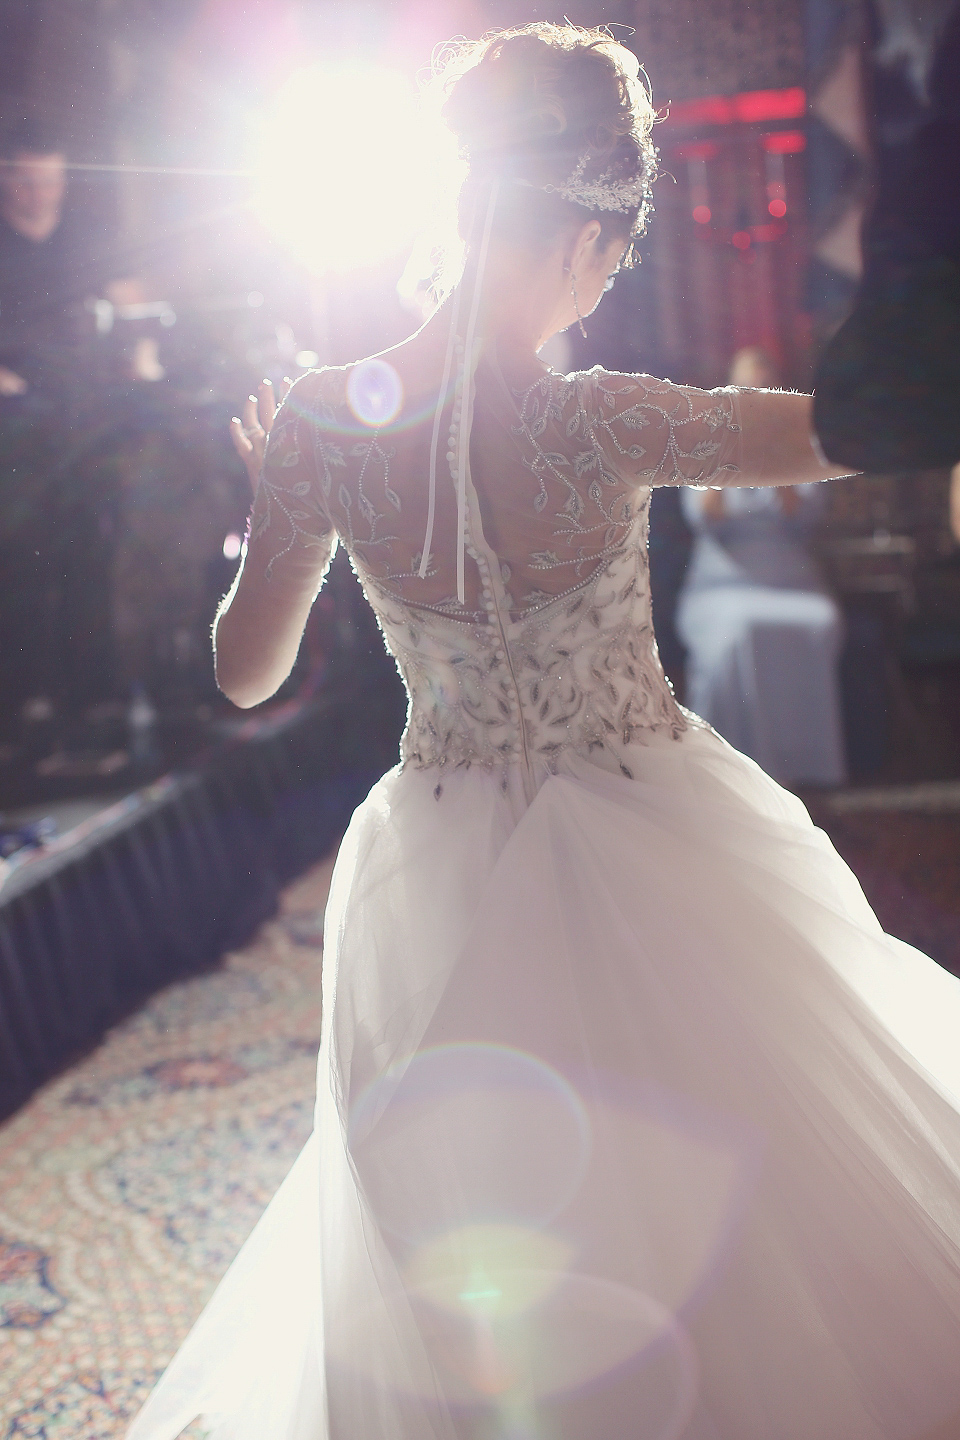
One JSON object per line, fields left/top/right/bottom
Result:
{"left": 0, "top": 856, "right": 333, "bottom": 1440}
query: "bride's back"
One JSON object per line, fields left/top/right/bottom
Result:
{"left": 262, "top": 333, "right": 742, "bottom": 625}
{"left": 251, "top": 337, "right": 742, "bottom": 788}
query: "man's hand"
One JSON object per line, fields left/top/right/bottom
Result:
{"left": 0, "top": 365, "right": 27, "bottom": 396}
{"left": 950, "top": 464, "right": 960, "bottom": 546}
{"left": 701, "top": 487, "right": 726, "bottom": 521}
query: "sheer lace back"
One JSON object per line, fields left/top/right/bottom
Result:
{"left": 250, "top": 349, "right": 743, "bottom": 792}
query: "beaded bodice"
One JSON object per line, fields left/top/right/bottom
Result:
{"left": 249, "top": 351, "right": 743, "bottom": 794}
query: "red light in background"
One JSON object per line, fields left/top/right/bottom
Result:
{"left": 674, "top": 140, "right": 719, "bottom": 161}
{"left": 762, "top": 130, "right": 806, "bottom": 154}
{"left": 665, "top": 88, "right": 806, "bottom": 128}
{"left": 768, "top": 198, "right": 787, "bottom": 217}
{"left": 751, "top": 222, "right": 787, "bottom": 242}
{"left": 735, "top": 88, "right": 806, "bottom": 123}
{"left": 732, "top": 230, "right": 752, "bottom": 250}
{"left": 692, "top": 205, "right": 712, "bottom": 224}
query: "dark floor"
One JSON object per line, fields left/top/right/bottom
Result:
{"left": 806, "top": 790, "right": 960, "bottom": 976}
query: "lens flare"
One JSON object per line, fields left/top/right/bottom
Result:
{"left": 329, "top": 1266, "right": 699, "bottom": 1436}
{"left": 346, "top": 358, "right": 403, "bottom": 427}
{"left": 405, "top": 1224, "right": 574, "bottom": 1319}
{"left": 253, "top": 63, "right": 461, "bottom": 275}
{"left": 348, "top": 1044, "right": 592, "bottom": 1243}
{"left": 333, "top": 1052, "right": 760, "bottom": 1433}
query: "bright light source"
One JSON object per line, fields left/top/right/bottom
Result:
{"left": 254, "top": 64, "right": 462, "bottom": 275}
{"left": 223, "top": 533, "right": 243, "bottom": 560}
{"left": 692, "top": 205, "right": 711, "bottom": 224}
{"left": 768, "top": 198, "right": 787, "bottom": 218}
{"left": 295, "top": 349, "right": 320, "bottom": 368}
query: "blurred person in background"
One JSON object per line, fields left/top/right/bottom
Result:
{"left": 0, "top": 122, "right": 73, "bottom": 400}
{"left": 0, "top": 118, "right": 163, "bottom": 402}
{"left": 0, "top": 118, "right": 166, "bottom": 744}
{"left": 814, "top": 2, "right": 960, "bottom": 474}
{"left": 676, "top": 347, "right": 846, "bottom": 786}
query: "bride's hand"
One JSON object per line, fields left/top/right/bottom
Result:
{"left": 230, "top": 377, "right": 291, "bottom": 494}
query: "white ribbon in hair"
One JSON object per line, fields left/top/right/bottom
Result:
{"left": 420, "top": 180, "right": 500, "bottom": 606}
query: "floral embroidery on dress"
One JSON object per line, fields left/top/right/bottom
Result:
{"left": 248, "top": 361, "right": 742, "bottom": 787}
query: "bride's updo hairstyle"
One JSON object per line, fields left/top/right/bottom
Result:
{"left": 435, "top": 22, "right": 657, "bottom": 261}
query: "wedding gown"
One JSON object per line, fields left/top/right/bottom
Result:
{"left": 128, "top": 351, "right": 960, "bottom": 1440}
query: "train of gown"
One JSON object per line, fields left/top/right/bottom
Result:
{"left": 127, "top": 721, "right": 960, "bottom": 1440}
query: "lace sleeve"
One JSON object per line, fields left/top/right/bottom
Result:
{"left": 581, "top": 369, "right": 743, "bottom": 488}
{"left": 247, "top": 371, "right": 338, "bottom": 587}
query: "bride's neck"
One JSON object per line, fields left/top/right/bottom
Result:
{"left": 457, "top": 241, "right": 567, "bottom": 358}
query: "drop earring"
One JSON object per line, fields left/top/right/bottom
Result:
{"left": 570, "top": 273, "right": 587, "bottom": 339}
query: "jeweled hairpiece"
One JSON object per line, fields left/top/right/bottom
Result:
{"left": 541, "top": 153, "right": 648, "bottom": 215}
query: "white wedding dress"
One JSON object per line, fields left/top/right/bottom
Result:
{"left": 128, "top": 350, "right": 960, "bottom": 1440}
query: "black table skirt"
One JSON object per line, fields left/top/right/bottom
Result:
{"left": 0, "top": 679, "right": 403, "bottom": 1118}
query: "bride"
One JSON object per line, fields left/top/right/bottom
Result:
{"left": 129, "top": 23, "right": 960, "bottom": 1440}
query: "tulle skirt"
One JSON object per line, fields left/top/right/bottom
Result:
{"left": 127, "top": 724, "right": 960, "bottom": 1440}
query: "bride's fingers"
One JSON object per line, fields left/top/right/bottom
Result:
{"left": 243, "top": 393, "right": 262, "bottom": 437}
{"left": 232, "top": 398, "right": 267, "bottom": 493}
{"left": 229, "top": 415, "right": 253, "bottom": 461}
{"left": 258, "top": 379, "right": 277, "bottom": 434}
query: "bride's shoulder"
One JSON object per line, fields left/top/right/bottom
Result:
{"left": 279, "top": 365, "right": 362, "bottom": 438}
{"left": 285, "top": 364, "right": 350, "bottom": 408}
{"left": 558, "top": 366, "right": 688, "bottom": 415}
{"left": 565, "top": 368, "right": 739, "bottom": 419}
{"left": 284, "top": 353, "right": 425, "bottom": 439}
{"left": 567, "top": 365, "right": 683, "bottom": 392}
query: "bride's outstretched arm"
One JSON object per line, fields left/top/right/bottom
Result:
{"left": 735, "top": 388, "right": 859, "bottom": 487}
{"left": 216, "top": 378, "right": 337, "bottom": 709}
{"left": 592, "top": 373, "right": 860, "bottom": 490}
